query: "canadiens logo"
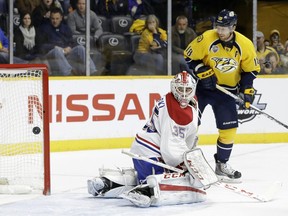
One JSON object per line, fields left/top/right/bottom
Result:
{"left": 237, "top": 90, "right": 267, "bottom": 124}
{"left": 212, "top": 57, "right": 237, "bottom": 73}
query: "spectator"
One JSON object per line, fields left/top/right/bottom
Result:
{"left": 262, "top": 51, "right": 286, "bottom": 74}
{"left": 37, "top": 7, "right": 98, "bottom": 75}
{"left": 97, "top": 0, "right": 129, "bottom": 18}
{"left": 14, "top": 12, "right": 42, "bottom": 61}
{"left": 67, "top": 0, "right": 103, "bottom": 43}
{"left": 32, "top": 0, "right": 63, "bottom": 27}
{"left": 69, "top": 0, "right": 77, "bottom": 11}
{"left": 128, "top": 0, "right": 154, "bottom": 20}
{"left": 280, "top": 39, "right": 288, "bottom": 69}
{"left": 256, "top": 31, "right": 280, "bottom": 74}
{"left": 264, "top": 39, "right": 270, "bottom": 47}
{"left": 0, "top": 27, "right": 27, "bottom": 64}
{"left": 15, "top": 0, "right": 41, "bottom": 15}
{"left": 133, "top": 14, "right": 167, "bottom": 74}
{"left": 269, "top": 29, "right": 285, "bottom": 55}
{"left": 171, "top": 15, "right": 197, "bottom": 75}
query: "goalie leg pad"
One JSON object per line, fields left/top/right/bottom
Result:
{"left": 122, "top": 173, "right": 207, "bottom": 207}
{"left": 87, "top": 167, "right": 137, "bottom": 197}
{"left": 147, "top": 173, "right": 207, "bottom": 207}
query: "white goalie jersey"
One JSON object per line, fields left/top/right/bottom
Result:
{"left": 130, "top": 92, "right": 199, "bottom": 168}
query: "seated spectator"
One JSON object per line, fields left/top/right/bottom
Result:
{"left": 67, "top": 0, "right": 103, "bottom": 43}
{"left": 69, "top": 0, "right": 77, "bottom": 11}
{"left": 97, "top": 0, "right": 129, "bottom": 18}
{"left": 171, "top": 15, "right": 197, "bottom": 75}
{"left": 14, "top": 12, "right": 41, "bottom": 61}
{"left": 37, "top": 7, "right": 98, "bottom": 75}
{"left": 264, "top": 39, "right": 270, "bottom": 47}
{"left": 15, "top": 0, "right": 41, "bottom": 15}
{"left": 269, "top": 29, "right": 285, "bottom": 55}
{"left": 280, "top": 39, "right": 288, "bottom": 69}
{"left": 0, "top": 27, "right": 28, "bottom": 64}
{"left": 256, "top": 31, "right": 280, "bottom": 74}
{"left": 32, "top": 0, "right": 63, "bottom": 27}
{"left": 128, "top": 0, "right": 154, "bottom": 20}
{"left": 262, "top": 51, "right": 286, "bottom": 74}
{"left": 133, "top": 14, "right": 167, "bottom": 74}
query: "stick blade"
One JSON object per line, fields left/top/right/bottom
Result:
{"left": 261, "top": 181, "right": 283, "bottom": 202}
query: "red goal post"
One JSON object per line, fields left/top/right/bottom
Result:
{"left": 0, "top": 64, "right": 50, "bottom": 195}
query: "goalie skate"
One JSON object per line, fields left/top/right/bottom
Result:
{"left": 120, "top": 185, "right": 152, "bottom": 208}
{"left": 214, "top": 154, "right": 242, "bottom": 183}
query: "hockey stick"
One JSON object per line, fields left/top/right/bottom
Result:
{"left": 216, "top": 84, "right": 288, "bottom": 129}
{"left": 122, "top": 149, "right": 282, "bottom": 202}
{"left": 122, "top": 150, "right": 183, "bottom": 173}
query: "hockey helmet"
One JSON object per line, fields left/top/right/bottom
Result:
{"left": 215, "top": 9, "right": 237, "bottom": 27}
{"left": 171, "top": 71, "right": 197, "bottom": 108}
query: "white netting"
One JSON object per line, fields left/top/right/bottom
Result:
{"left": 0, "top": 69, "right": 45, "bottom": 192}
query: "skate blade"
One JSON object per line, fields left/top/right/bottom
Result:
{"left": 216, "top": 175, "right": 242, "bottom": 184}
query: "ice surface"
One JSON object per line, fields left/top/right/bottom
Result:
{"left": 0, "top": 143, "right": 287, "bottom": 216}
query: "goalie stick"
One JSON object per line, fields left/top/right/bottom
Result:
{"left": 216, "top": 84, "right": 288, "bottom": 129}
{"left": 122, "top": 149, "right": 282, "bottom": 202}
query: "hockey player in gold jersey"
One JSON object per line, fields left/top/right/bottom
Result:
{"left": 184, "top": 9, "right": 260, "bottom": 183}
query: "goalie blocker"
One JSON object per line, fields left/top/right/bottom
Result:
{"left": 87, "top": 148, "right": 217, "bottom": 207}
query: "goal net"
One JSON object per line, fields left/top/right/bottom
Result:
{"left": 0, "top": 64, "right": 50, "bottom": 195}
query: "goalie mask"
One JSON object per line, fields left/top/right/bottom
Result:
{"left": 171, "top": 71, "right": 197, "bottom": 108}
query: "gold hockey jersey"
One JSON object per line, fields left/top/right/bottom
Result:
{"left": 184, "top": 29, "right": 260, "bottom": 87}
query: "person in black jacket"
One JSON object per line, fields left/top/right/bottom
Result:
{"left": 37, "top": 7, "right": 97, "bottom": 75}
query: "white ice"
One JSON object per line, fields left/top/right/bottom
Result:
{"left": 0, "top": 143, "right": 287, "bottom": 216}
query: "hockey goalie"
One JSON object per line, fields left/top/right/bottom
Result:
{"left": 87, "top": 71, "right": 218, "bottom": 207}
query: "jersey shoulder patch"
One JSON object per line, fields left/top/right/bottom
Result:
{"left": 165, "top": 93, "right": 193, "bottom": 125}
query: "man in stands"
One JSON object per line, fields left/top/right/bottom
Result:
{"left": 67, "top": 0, "right": 103, "bottom": 43}
{"left": 171, "top": 15, "right": 197, "bottom": 75}
{"left": 37, "top": 7, "right": 98, "bottom": 75}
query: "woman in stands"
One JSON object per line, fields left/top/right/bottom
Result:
{"left": 133, "top": 14, "right": 167, "bottom": 74}
{"left": 14, "top": 11, "right": 41, "bottom": 62}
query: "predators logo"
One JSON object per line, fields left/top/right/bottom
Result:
{"left": 211, "top": 57, "right": 237, "bottom": 73}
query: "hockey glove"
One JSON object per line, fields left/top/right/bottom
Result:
{"left": 239, "top": 86, "right": 255, "bottom": 109}
{"left": 195, "top": 65, "right": 217, "bottom": 90}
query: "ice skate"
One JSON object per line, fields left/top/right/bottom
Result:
{"left": 120, "top": 185, "right": 152, "bottom": 208}
{"left": 214, "top": 154, "right": 242, "bottom": 183}
{"left": 87, "top": 177, "right": 111, "bottom": 196}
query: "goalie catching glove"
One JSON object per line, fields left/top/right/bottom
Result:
{"left": 194, "top": 63, "right": 217, "bottom": 90}
{"left": 239, "top": 86, "right": 255, "bottom": 109}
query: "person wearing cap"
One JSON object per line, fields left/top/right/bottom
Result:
{"left": 269, "top": 29, "right": 285, "bottom": 55}
{"left": 256, "top": 30, "right": 280, "bottom": 74}
{"left": 184, "top": 9, "right": 260, "bottom": 183}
